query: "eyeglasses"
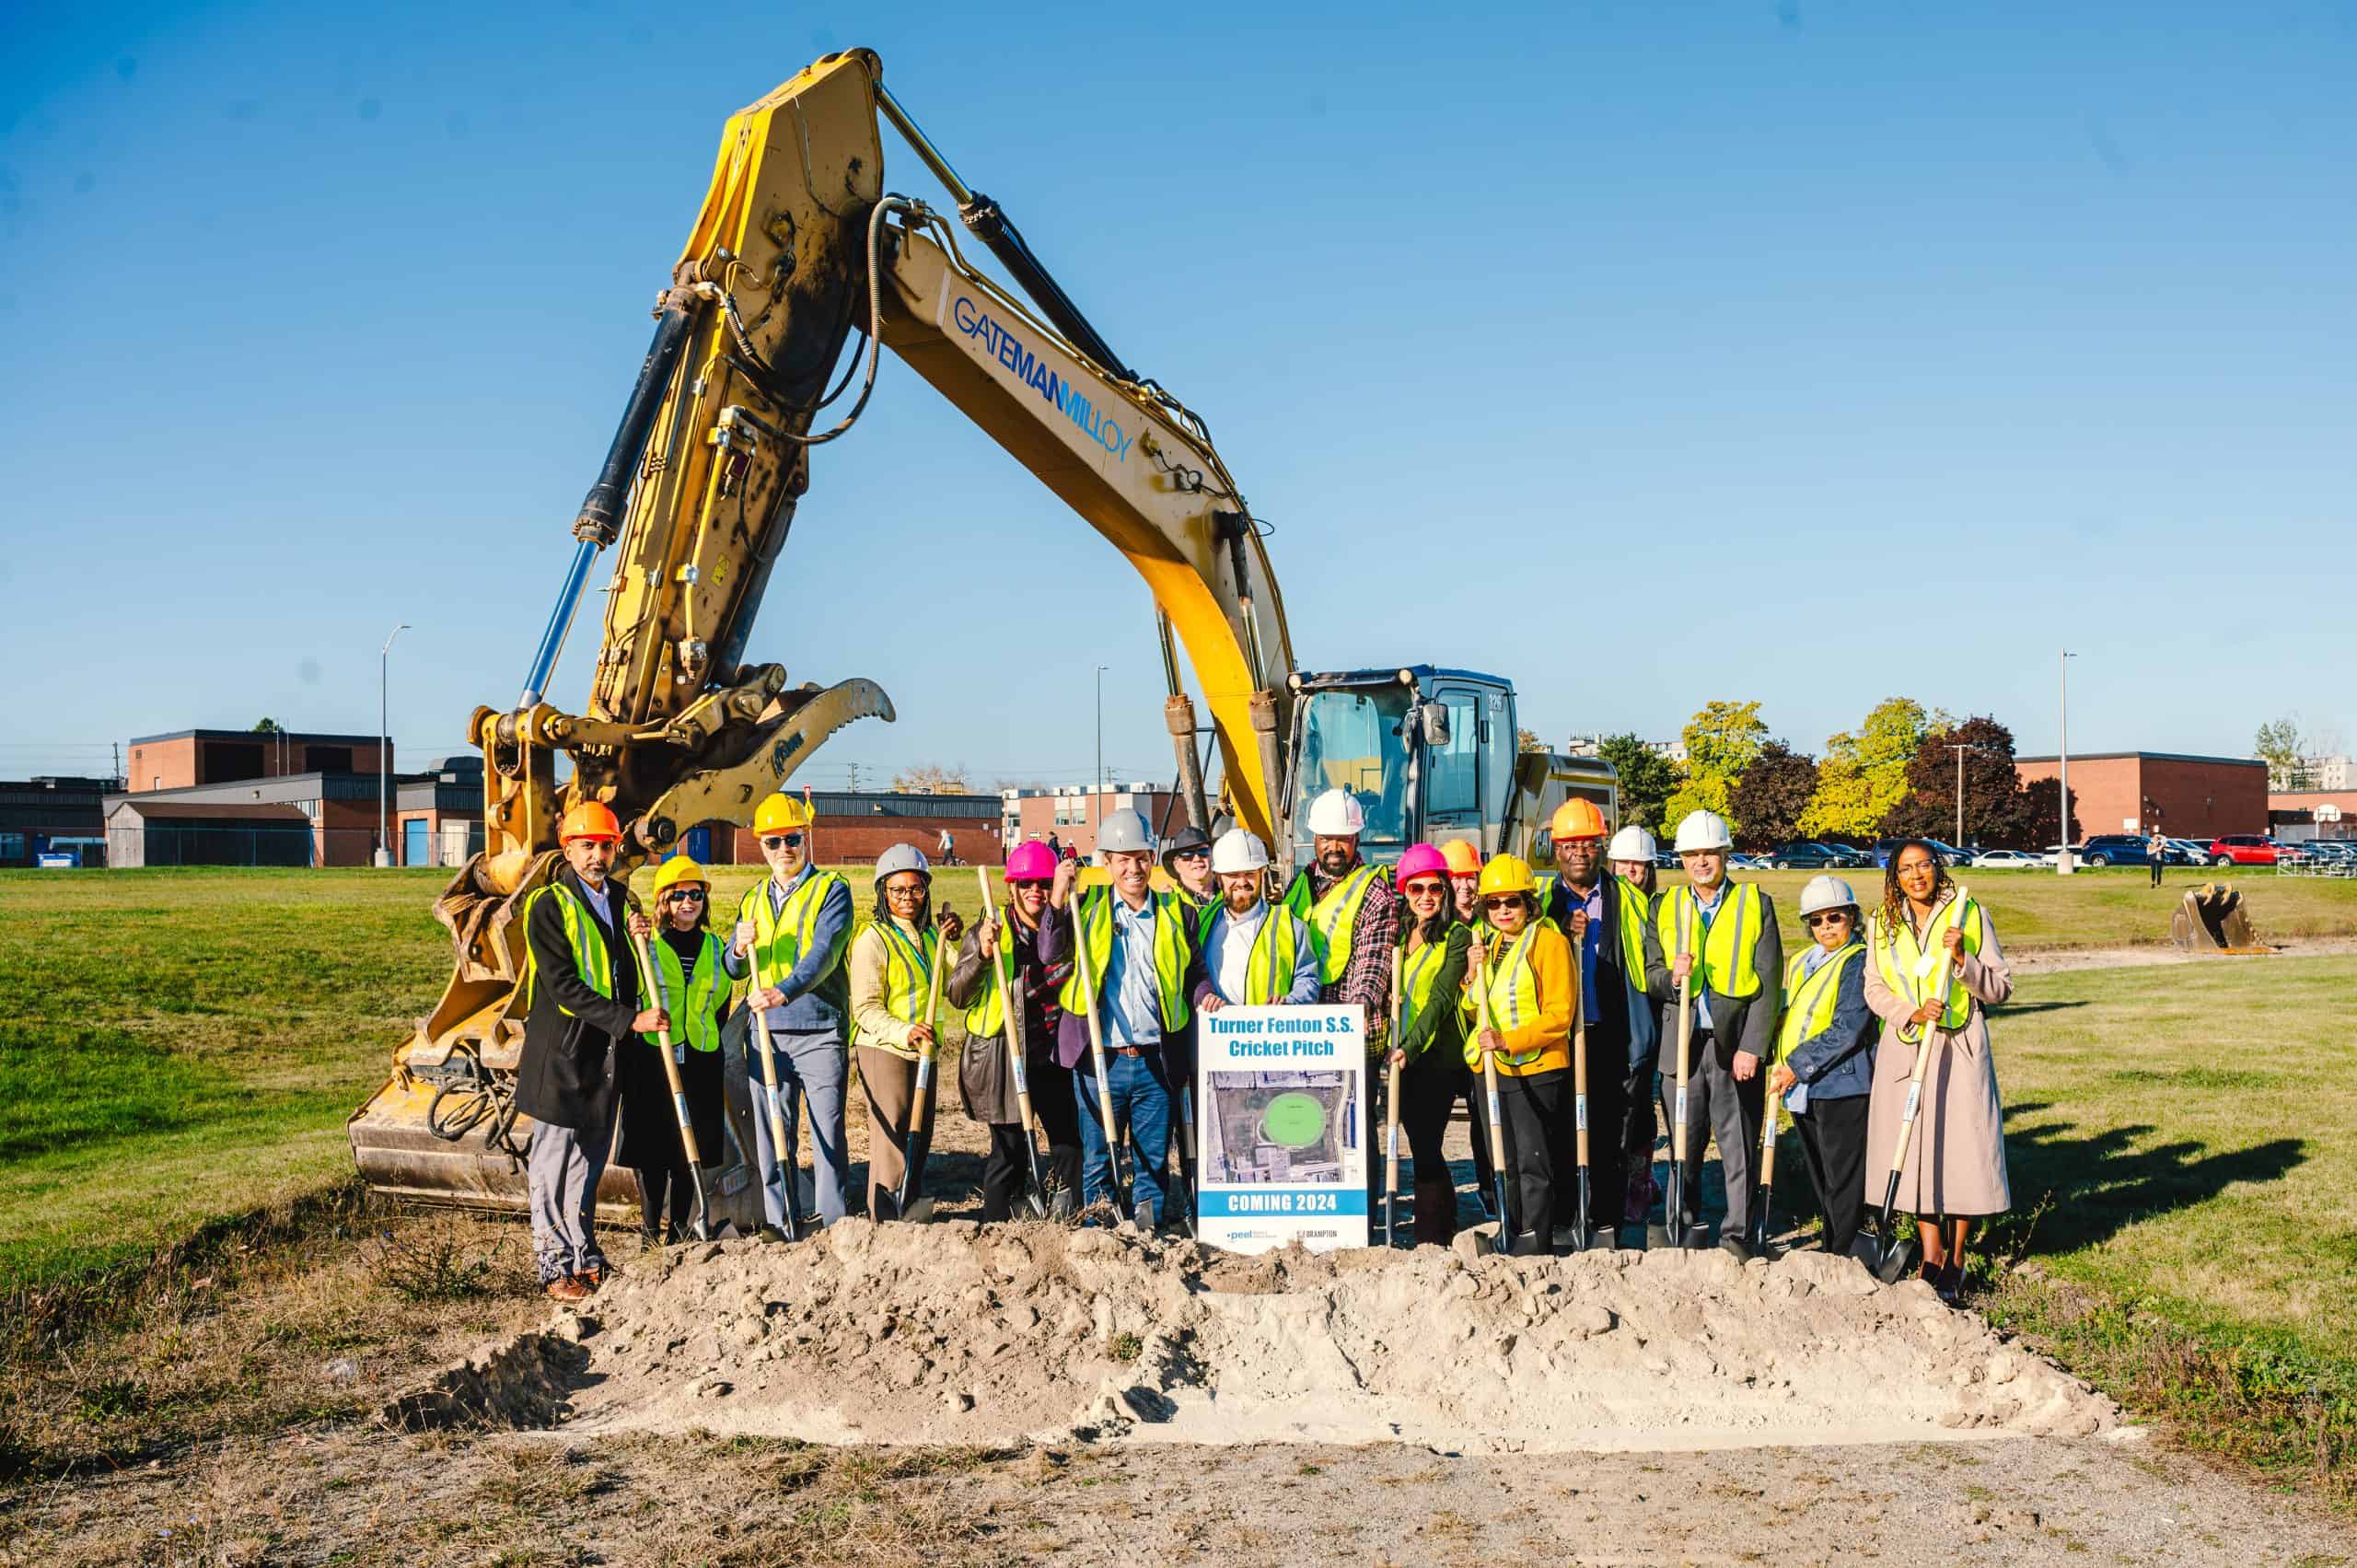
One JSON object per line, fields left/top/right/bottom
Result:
{"left": 664, "top": 889, "right": 707, "bottom": 904}
{"left": 761, "top": 833, "right": 805, "bottom": 850}
{"left": 883, "top": 884, "right": 926, "bottom": 900}
{"left": 1803, "top": 911, "right": 1849, "bottom": 927}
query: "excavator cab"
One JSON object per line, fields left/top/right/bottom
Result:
{"left": 1282, "top": 668, "right": 1521, "bottom": 866}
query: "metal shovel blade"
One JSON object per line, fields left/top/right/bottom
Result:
{"left": 1875, "top": 1222, "right": 1919, "bottom": 1283}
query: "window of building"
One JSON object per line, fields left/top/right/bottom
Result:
{"left": 307, "top": 746, "right": 354, "bottom": 774}
{"left": 0, "top": 833, "right": 23, "bottom": 860}
{"left": 204, "top": 741, "right": 265, "bottom": 783}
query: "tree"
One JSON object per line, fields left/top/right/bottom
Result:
{"left": 1660, "top": 701, "right": 1765, "bottom": 837}
{"left": 1883, "top": 715, "right": 2051, "bottom": 848}
{"left": 1728, "top": 741, "right": 1819, "bottom": 849}
{"left": 2255, "top": 716, "right": 2313, "bottom": 790}
{"left": 890, "top": 762, "right": 971, "bottom": 795}
{"left": 1799, "top": 697, "right": 1937, "bottom": 841}
{"left": 1596, "top": 732, "right": 1678, "bottom": 834}
{"left": 1516, "top": 727, "right": 1545, "bottom": 753}
{"left": 2017, "top": 774, "right": 2081, "bottom": 849}
{"left": 251, "top": 717, "right": 283, "bottom": 734}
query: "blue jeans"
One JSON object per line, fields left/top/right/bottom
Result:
{"left": 748, "top": 1027, "right": 851, "bottom": 1227}
{"left": 1074, "top": 1049, "right": 1171, "bottom": 1224}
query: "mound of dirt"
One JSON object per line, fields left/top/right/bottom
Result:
{"left": 425, "top": 1221, "right": 2116, "bottom": 1453}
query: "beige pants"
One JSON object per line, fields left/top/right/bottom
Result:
{"left": 859, "top": 1045, "right": 926, "bottom": 1217}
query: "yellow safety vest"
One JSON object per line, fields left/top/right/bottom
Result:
{"left": 1775, "top": 941, "right": 1864, "bottom": 1063}
{"left": 1283, "top": 863, "right": 1385, "bottom": 985}
{"left": 1653, "top": 882, "right": 1765, "bottom": 999}
{"left": 961, "top": 912, "right": 1043, "bottom": 1038}
{"left": 522, "top": 882, "right": 612, "bottom": 1015}
{"left": 858, "top": 919, "right": 939, "bottom": 1060}
{"left": 1870, "top": 894, "right": 1984, "bottom": 1033}
{"left": 1612, "top": 878, "right": 1651, "bottom": 980}
{"left": 1398, "top": 925, "right": 1461, "bottom": 1060}
{"left": 1058, "top": 888, "right": 1194, "bottom": 1033}
{"left": 1195, "top": 901, "right": 1304, "bottom": 1006}
{"left": 640, "top": 930, "right": 725, "bottom": 1052}
{"left": 737, "top": 868, "right": 851, "bottom": 1000}
{"left": 1461, "top": 920, "right": 1557, "bottom": 1072}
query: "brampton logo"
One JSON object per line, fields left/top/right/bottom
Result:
{"left": 950, "top": 294, "right": 1134, "bottom": 463}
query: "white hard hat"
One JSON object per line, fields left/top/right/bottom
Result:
{"left": 1211, "top": 828, "right": 1270, "bottom": 875}
{"left": 1097, "top": 808, "right": 1154, "bottom": 854}
{"left": 1607, "top": 825, "right": 1656, "bottom": 863}
{"left": 1672, "top": 809, "right": 1733, "bottom": 854}
{"left": 873, "top": 843, "right": 931, "bottom": 884}
{"left": 1799, "top": 875, "right": 1859, "bottom": 918}
{"left": 1306, "top": 788, "right": 1366, "bottom": 838}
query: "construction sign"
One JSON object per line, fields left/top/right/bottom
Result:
{"left": 1194, "top": 1005, "right": 1369, "bottom": 1253}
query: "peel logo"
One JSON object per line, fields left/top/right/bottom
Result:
{"left": 950, "top": 294, "right": 1134, "bottom": 463}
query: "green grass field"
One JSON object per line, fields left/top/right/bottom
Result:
{"left": 1, "top": 863, "right": 2351, "bottom": 1496}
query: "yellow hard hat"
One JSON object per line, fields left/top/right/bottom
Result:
{"left": 1476, "top": 854, "right": 1536, "bottom": 899}
{"left": 651, "top": 855, "right": 708, "bottom": 898}
{"left": 752, "top": 794, "right": 813, "bottom": 834}
{"left": 1439, "top": 839, "right": 1484, "bottom": 877}
{"left": 1550, "top": 798, "right": 1608, "bottom": 842}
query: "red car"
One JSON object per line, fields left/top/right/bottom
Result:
{"left": 2207, "top": 834, "right": 2281, "bottom": 866}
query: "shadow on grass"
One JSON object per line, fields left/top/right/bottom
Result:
{"left": 1996, "top": 1000, "right": 2090, "bottom": 1016}
{"left": 2000, "top": 1098, "right": 2305, "bottom": 1256}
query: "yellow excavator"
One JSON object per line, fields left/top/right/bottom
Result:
{"left": 346, "top": 50, "right": 1611, "bottom": 1220}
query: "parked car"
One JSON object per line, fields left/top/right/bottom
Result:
{"left": 1874, "top": 838, "right": 1975, "bottom": 868}
{"left": 2078, "top": 833, "right": 2154, "bottom": 867}
{"left": 2038, "top": 842, "right": 2081, "bottom": 866}
{"left": 1970, "top": 849, "right": 2045, "bottom": 870}
{"left": 2208, "top": 834, "right": 2281, "bottom": 866}
{"left": 2164, "top": 838, "right": 2209, "bottom": 865}
{"left": 1766, "top": 842, "right": 1848, "bottom": 870}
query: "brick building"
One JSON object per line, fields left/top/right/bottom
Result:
{"left": 394, "top": 757, "right": 487, "bottom": 868}
{"left": 0, "top": 775, "right": 118, "bottom": 866}
{"left": 2268, "top": 789, "right": 2357, "bottom": 842}
{"left": 125, "top": 728, "right": 391, "bottom": 793}
{"left": 1003, "top": 784, "right": 1185, "bottom": 860}
{"left": 2014, "top": 751, "right": 2267, "bottom": 840}
{"left": 725, "top": 790, "right": 1004, "bottom": 867}
{"left": 103, "top": 767, "right": 470, "bottom": 866}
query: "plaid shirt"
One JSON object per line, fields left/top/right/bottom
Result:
{"left": 1300, "top": 860, "right": 1400, "bottom": 1028}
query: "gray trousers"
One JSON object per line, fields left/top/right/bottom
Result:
{"left": 748, "top": 1027, "right": 851, "bottom": 1227}
{"left": 1662, "top": 1030, "right": 1762, "bottom": 1238}
{"left": 527, "top": 1105, "right": 614, "bottom": 1283}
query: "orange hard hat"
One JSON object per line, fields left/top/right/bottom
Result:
{"left": 1439, "top": 839, "right": 1484, "bottom": 877}
{"left": 1550, "top": 798, "right": 1608, "bottom": 842}
{"left": 559, "top": 800, "right": 621, "bottom": 842}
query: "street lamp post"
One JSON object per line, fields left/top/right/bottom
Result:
{"left": 2057, "top": 648, "right": 2077, "bottom": 876}
{"left": 379, "top": 622, "right": 411, "bottom": 866}
{"left": 1946, "top": 742, "right": 1969, "bottom": 850}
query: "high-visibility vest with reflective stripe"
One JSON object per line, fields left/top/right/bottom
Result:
{"left": 1058, "top": 889, "right": 1193, "bottom": 1034}
{"left": 1533, "top": 870, "right": 1559, "bottom": 912}
{"left": 1398, "top": 925, "right": 1459, "bottom": 1057}
{"left": 522, "top": 883, "right": 613, "bottom": 1015}
{"left": 640, "top": 929, "right": 725, "bottom": 1052}
{"left": 961, "top": 912, "right": 1044, "bottom": 1038}
{"left": 1776, "top": 941, "right": 1865, "bottom": 1063}
{"left": 1613, "top": 878, "right": 1651, "bottom": 980}
{"left": 1195, "top": 901, "right": 1303, "bottom": 1006}
{"left": 737, "top": 869, "right": 851, "bottom": 996}
{"left": 1653, "top": 882, "right": 1766, "bottom": 999}
{"left": 1283, "top": 864, "right": 1385, "bottom": 985}
{"left": 858, "top": 919, "right": 939, "bottom": 1059}
{"left": 1461, "top": 920, "right": 1557, "bottom": 1072}
{"left": 1869, "top": 894, "right": 1984, "bottom": 1033}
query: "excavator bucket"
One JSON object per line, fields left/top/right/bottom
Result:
{"left": 2169, "top": 882, "right": 2263, "bottom": 955}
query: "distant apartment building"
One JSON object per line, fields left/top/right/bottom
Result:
{"left": 1003, "top": 784, "right": 1184, "bottom": 859}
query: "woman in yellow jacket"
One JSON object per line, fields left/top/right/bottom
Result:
{"left": 847, "top": 844, "right": 962, "bottom": 1219}
{"left": 1462, "top": 854, "right": 1575, "bottom": 1255}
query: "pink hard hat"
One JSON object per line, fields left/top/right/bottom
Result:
{"left": 1005, "top": 841, "right": 1058, "bottom": 882}
{"left": 1395, "top": 843, "right": 1449, "bottom": 889}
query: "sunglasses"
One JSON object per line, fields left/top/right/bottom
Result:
{"left": 1402, "top": 878, "right": 1446, "bottom": 896}
{"left": 1480, "top": 895, "right": 1523, "bottom": 910}
{"left": 1803, "top": 911, "right": 1850, "bottom": 926}
{"left": 664, "top": 889, "right": 707, "bottom": 904}
{"left": 761, "top": 833, "right": 805, "bottom": 850}
{"left": 1171, "top": 849, "right": 1210, "bottom": 862}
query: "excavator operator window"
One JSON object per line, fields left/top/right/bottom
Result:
{"left": 1290, "top": 687, "right": 1411, "bottom": 857}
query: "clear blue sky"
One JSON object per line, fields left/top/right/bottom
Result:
{"left": 5, "top": 2, "right": 2352, "bottom": 789}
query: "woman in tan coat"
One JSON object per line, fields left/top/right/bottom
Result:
{"left": 1863, "top": 841, "right": 2010, "bottom": 1303}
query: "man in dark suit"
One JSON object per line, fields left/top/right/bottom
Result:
{"left": 516, "top": 802, "right": 665, "bottom": 1301}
